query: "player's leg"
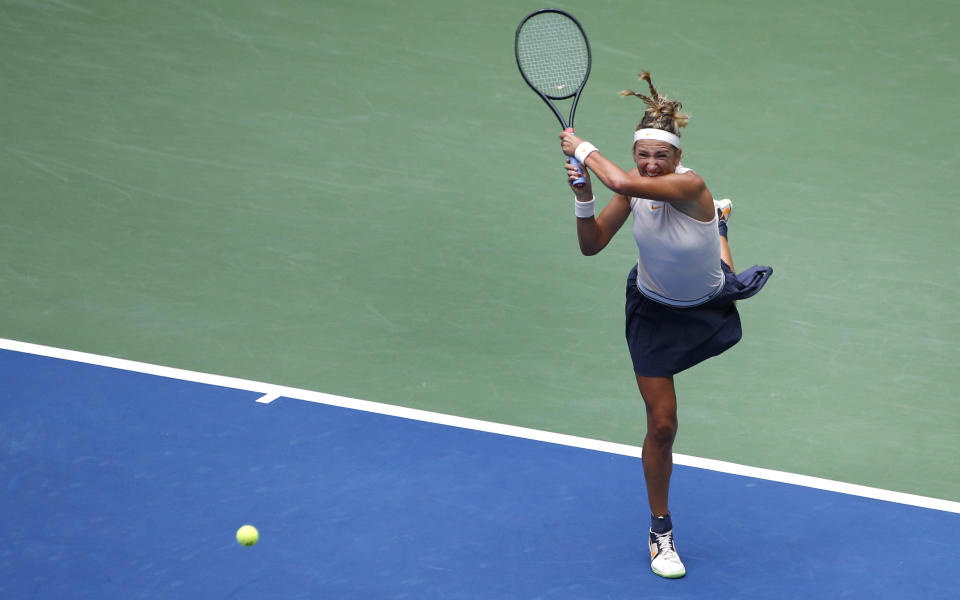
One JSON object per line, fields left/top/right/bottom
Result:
{"left": 635, "top": 374, "right": 677, "bottom": 516}
{"left": 720, "top": 235, "right": 734, "bottom": 271}
{"left": 715, "top": 198, "right": 734, "bottom": 270}
{"left": 635, "top": 374, "right": 686, "bottom": 578}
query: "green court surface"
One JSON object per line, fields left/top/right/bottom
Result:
{"left": 2, "top": 0, "right": 958, "bottom": 501}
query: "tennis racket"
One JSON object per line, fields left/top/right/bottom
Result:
{"left": 514, "top": 9, "right": 592, "bottom": 186}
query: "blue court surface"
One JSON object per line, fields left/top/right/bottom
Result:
{"left": 2, "top": 347, "right": 959, "bottom": 599}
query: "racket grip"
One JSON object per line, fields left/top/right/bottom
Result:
{"left": 568, "top": 156, "right": 586, "bottom": 187}
{"left": 563, "top": 128, "right": 586, "bottom": 187}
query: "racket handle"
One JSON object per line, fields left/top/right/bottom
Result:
{"left": 564, "top": 127, "right": 586, "bottom": 187}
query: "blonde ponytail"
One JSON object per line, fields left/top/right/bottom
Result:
{"left": 620, "top": 71, "right": 689, "bottom": 135}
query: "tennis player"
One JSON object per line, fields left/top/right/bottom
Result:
{"left": 558, "top": 72, "right": 772, "bottom": 579}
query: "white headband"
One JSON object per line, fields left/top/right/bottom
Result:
{"left": 634, "top": 128, "right": 681, "bottom": 149}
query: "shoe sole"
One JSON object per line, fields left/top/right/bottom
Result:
{"left": 651, "top": 566, "right": 686, "bottom": 579}
{"left": 715, "top": 199, "right": 732, "bottom": 222}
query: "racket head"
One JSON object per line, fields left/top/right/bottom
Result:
{"left": 515, "top": 9, "right": 591, "bottom": 102}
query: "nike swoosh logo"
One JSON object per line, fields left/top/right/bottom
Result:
{"left": 650, "top": 205, "right": 662, "bottom": 210}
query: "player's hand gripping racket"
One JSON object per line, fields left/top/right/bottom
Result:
{"left": 514, "top": 9, "right": 592, "bottom": 187}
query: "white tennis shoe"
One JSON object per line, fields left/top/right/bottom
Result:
{"left": 714, "top": 198, "right": 733, "bottom": 223}
{"left": 649, "top": 529, "right": 686, "bottom": 579}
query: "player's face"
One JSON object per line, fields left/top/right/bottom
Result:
{"left": 633, "top": 140, "right": 681, "bottom": 177}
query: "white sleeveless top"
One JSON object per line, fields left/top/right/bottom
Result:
{"left": 629, "top": 165, "right": 724, "bottom": 307}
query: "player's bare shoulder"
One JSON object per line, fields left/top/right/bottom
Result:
{"left": 677, "top": 168, "right": 708, "bottom": 196}
{"left": 678, "top": 167, "right": 704, "bottom": 182}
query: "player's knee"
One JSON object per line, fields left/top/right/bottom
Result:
{"left": 647, "top": 415, "right": 678, "bottom": 445}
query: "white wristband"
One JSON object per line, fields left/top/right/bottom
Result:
{"left": 574, "top": 141, "right": 598, "bottom": 164}
{"left": 574, "top": 196, "right": 596, "bottom": 218}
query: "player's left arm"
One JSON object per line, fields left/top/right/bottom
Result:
{"left": 587, "top": 154, "right": 704, "bottom": 203}
{"left": 559, "top": 132, "right": 704, "bottom": 203}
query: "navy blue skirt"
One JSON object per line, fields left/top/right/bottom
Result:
{"left": 625, "top": 262, "right": 772, "bottom": 377}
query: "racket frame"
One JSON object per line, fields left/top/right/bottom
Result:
{"left": 514, "top": 8, "right": 592, "bottom": 185}
{"left": 514, "top": 8, "right": 592, "bottom": 129}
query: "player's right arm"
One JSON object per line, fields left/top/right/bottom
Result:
{"left": 567, "top": 159, "right": 631, "bottom": 256}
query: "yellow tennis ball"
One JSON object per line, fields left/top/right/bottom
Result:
{"left": 236, "top": 525, "right": 259, "bottom": 547}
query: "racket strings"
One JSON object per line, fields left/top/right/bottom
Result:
{"left": 516, "top": 13, "right": 589, "bottom": 100}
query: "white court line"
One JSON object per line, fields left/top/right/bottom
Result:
{"left": 2, "top": 336, "right": 958, "bottom": 515}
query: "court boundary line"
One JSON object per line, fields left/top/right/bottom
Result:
{"left": 2, "top": 336, "right": 958, "bottom": 515}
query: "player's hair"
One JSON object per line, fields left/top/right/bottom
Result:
{"left": 620, "top": 71, "right": 689, "bottom": 135}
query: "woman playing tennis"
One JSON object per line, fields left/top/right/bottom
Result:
{"left": 558, "top": 71, "right": 772, "bottom": 579}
